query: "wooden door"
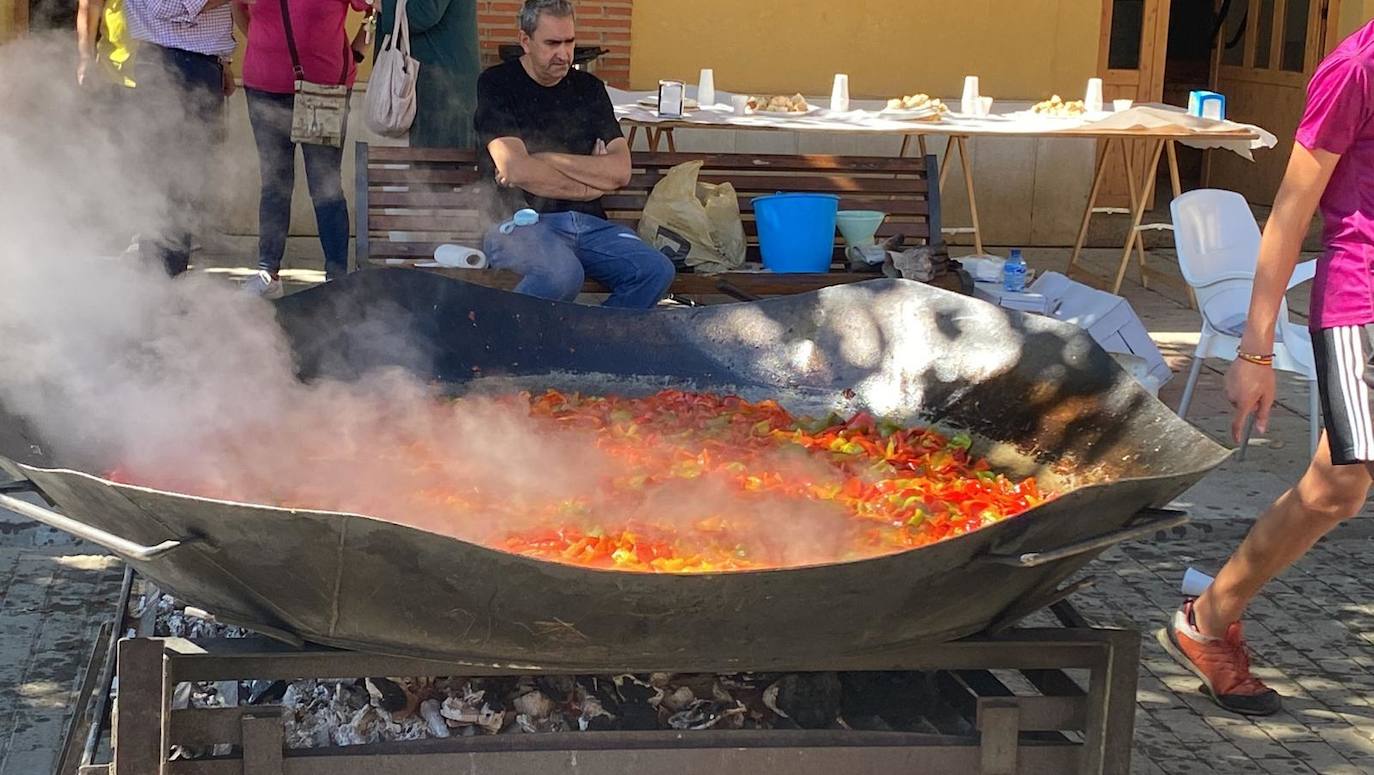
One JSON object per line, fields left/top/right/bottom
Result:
{"left": 1206, "top": 0, "right": 1341, "bottom": 203}
{"left": 1098, "top": 0, "right": 1172, "bottom": 206}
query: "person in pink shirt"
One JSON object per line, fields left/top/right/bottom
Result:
{"left": 236, "top": 0, "right": 371, "bottom": 298}
{"left": 1162, "top": 20, "right": 1374, "bottom": 716}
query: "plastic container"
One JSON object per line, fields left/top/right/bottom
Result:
{"left": 499, "top": 208, "right": 539, "bottom": 235}
{"left": 835, "top": 210, "right": 887, "bottom": 248}
{"left": 753, "top": 193, "right": 840, "bottom": 273}
{"left": 1003, "top": 248, "right": 1027, "bottom": 292}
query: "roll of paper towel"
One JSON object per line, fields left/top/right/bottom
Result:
{"left": 434, "top": 244, "right": 489, "bottom": 269}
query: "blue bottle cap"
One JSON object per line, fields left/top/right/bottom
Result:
{"left": 513, "top": 208, "right": 539, "bottom": 227}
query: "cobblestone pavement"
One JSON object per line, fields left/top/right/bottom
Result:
{"left": 1058, "top": 248, "right": 1374, "bottom": 773}
{"left": 3, "top": 247, "right": 1374, "bottom": 773}
{"left": 0, "top": 490, "right": 123, "bottom": 775}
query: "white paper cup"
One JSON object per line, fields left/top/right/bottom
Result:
{"left": 830, "top": 73, "right": 850, "bottom": 112}
{"left": 1113, "top": 98, "right": 1134, "bottom": 112}
{"left": 960, "top": 75, "right": 980, "bottom": 114}
{"left": 1085, "top": 77, "right": 1104, "bottom": 113}
{"left": 731, "top": 94, "right": 749, "bottom": 116}
{"left": 1181, "top": 567, "right": 1215, "bottom": 598}
{"left": 977, "top": 96, "right": 994, "bottom": 117}
{"left": 697, "top": 68, "right": 715, "bottom": 107}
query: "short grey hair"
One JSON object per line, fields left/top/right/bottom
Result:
{"left": 519, "top": 0, "right": 575, "bottom": 36}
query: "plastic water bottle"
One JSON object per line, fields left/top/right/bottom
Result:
{"left": 499, "top": 208, "right": 539, "bottom": 235}
{"left": 1002, "top": 248, "right": 1027, "bottom": 293}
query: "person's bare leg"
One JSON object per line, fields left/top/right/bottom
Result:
{"left": 1193, "top": 431, "right": 1371, "bottom": 638}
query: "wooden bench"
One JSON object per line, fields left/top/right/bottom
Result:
{"left": 354, "top": 144, "right": 956, "bottom": 298}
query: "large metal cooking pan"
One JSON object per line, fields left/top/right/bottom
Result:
{"left": 0, "top": 270, "right": 1226, "bottom": 670}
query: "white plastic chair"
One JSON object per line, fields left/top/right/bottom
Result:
{"left": 1171, "top": 189, "right": 1320, "bottom": 455}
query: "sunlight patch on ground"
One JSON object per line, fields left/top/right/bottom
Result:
{"left": 200, "top": 266, "right": 259, "bottom": 279}
{"left": 50, "top": 555, "right": 120, "bottom": 571}
{"left": 1149, "top": 330, "right": 1202, "bottom": 348}
{"left": 16, "top": 680, "right": 67, "bottom": 709}
{"left": 200, "top": 266, "right": 325, "bottom": 285}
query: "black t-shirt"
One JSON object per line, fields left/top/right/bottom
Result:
{"left": 473, "top": 59, "right": 624, "bottom": 218}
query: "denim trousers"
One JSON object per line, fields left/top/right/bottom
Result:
{"left": 130, "top": 44, "right": 225, "bottom": 276}
{"left": 245, "top": 88, "right": 350, "bottom": 280}
{"left": 482, "top": 211, "right": 674, "bottom": 309}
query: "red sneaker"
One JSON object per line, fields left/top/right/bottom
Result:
{"left": 1157, "top": 600, "right": 1281, "bottom": 716}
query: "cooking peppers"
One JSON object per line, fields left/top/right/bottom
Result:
{"left": 107, "top": 389, "right": 1053, "bottom": 574}
{"left": 499, "top": 390, "right": 1051, "bottom": 572}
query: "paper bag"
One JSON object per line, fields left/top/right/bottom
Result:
{"left": 637, "top": 161, "right": 746, "bottom": 274}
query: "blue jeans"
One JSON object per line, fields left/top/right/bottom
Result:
{"left": 131, "top": 44, "right": 225, "bottom": 276}
{"left": 482, "top": 212, "right": 675, "bottom": 309}
{"left": 245, "top": 88, "right": 350, "bottom": 280}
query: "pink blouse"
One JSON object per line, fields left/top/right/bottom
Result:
{"left": 241, "top": 0, "right": 370, "bottom": 95}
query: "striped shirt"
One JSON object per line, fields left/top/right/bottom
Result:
{"left": 123, "top": 0, "right": 235, "bottom": 58}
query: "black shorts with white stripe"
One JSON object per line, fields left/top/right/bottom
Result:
{"left": 1314, "top": 324, "right": 1374, "bottom": 465}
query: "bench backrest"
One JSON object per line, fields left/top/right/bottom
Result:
{"left": 355, "top": 144, "right": 943, "bottom": 267}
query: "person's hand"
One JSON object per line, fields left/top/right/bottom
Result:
{"left": 1225, "top": 358, "right": 1277, "bottom": 443}
{"left": 593, "top": 139, "right": 607, "bottom": 156}
{"left": 351, "top": 25, "right": 369, "bottom": 60}
{"left": 222, "top": 66, "right": 236, "bottom": 97}
{"left": 77, "top": 54, "right": 91, "bottom": 86}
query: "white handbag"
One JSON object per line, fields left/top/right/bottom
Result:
{"left": 364, "top": 0, "right": 419, "bottom": 137}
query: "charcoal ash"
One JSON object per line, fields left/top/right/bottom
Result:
{"left": 363, "top": 677, "right": 411, "bottom": 715}
{"left": 667, "top": 698, "right": 747, "bottom": 730}
{"left": 155, "top": 659, "right": 981, "bottom": 750}
{"left": 120, "top": 590, "right": 995, "bottom": 746}
{"left": 128, "top": 591, "right": 249, "bottom": 639}
{"left": 167, "top": 680, "right": 237, "bottom": 760}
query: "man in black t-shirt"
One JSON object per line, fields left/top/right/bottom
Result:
{"left": 473, "top": 0, "right": 674, "bottom": 309}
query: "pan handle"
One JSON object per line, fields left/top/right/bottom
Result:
{"left": 0, "top": 487, "right": 200, "bottom": 562}
{"left": 978, "top": 507, "right": 1189, "bottom": 568}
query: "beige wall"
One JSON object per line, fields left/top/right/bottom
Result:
{"left": 217, "top": 0, "right": 1161, "bottom": 250}
{"left": 1338, "top": 1, "right": 1374, "bottom": 38}
{"left": 628, "top": 0, "right": 1102, "bottom": 101}
{"left": 618, "top": 0, "right": 1106, "bottom": 250}
{"left": 215, "top": 91, "right": 1095, "bottom": 252}
{"left": 0, "top": 0, "right": 21, "bottom": 45}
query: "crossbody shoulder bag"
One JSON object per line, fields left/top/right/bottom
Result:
{"left": 281, "top": 0, "right": 349, "bottom": 147}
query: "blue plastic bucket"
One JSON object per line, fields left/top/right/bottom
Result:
{"left": 753, "top": 193, "right": 841, "bottom": 273}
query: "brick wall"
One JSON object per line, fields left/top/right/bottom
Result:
{"left": 476, "top": 1, "right": 634, "bottom": 88}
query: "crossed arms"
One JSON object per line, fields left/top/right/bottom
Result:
{"left": 486, "top": 137, "right": 633, "bottom": 202}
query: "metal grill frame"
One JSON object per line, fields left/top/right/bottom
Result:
{"left": 84, "top": 624, "right": 1140, "bottom": 775}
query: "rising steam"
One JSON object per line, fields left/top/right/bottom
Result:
{"left": 0, "top": 33, "right": 863, "bottom": 568}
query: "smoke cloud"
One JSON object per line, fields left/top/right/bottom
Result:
{"left": 0, "top": 32, "right": 870, "bottom": 571}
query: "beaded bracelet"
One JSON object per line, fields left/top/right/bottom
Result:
{"left": 1237, "top": 351, "right": 1275, "bottom": 367}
